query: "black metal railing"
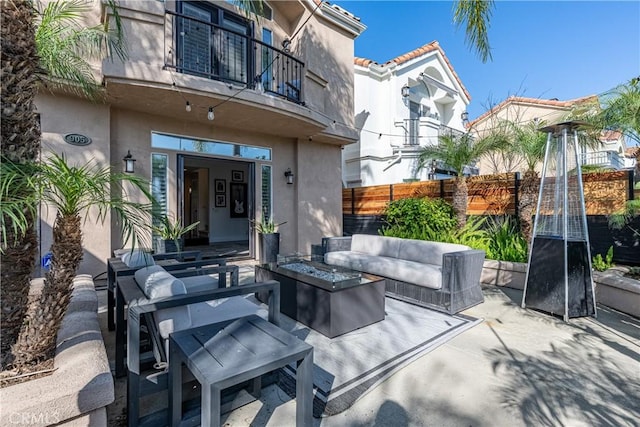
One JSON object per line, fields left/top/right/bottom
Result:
{"left": 164, "top": 10, "right": 304, "bottom": 104}
{"left": 438, "top": 124, "right": 465, "bottom": 139}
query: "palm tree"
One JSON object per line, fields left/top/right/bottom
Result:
{"left": 0, "top": 0, "right": 42, "bottom": 368}
{"left": 0, "top": 0, "right": 129, "bottom": 371}
{"left": 593, "top": 77, "right": 640, "bottom": 145}
{"left": 9, "top": 153, "right": 154, "bottom": 368}
{"left": 418, "top": 133, "right": 505, "bottom": 227}
{"left": 509, "top": 120, "right": 547, "bottom": 244}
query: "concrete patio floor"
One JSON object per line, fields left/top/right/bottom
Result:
{"left": 99, "top": 262, "right": 640, "bottom": 427}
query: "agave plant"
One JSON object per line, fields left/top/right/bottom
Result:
{"left": 153, "top": 214, "right": 200, "bottom": 252}
{"left": 250, "top": 213, "right": 286, "bottom": 234}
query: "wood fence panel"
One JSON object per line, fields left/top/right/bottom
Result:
{"left": 343, "top": 170, "right": 633, "bottom": 217}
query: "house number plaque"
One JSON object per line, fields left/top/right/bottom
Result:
{"left": 64, "top": 133, "right": 92, "bottom": 146}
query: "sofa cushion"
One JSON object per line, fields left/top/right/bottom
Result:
{"left": 351, "top": 234, "right": 403, "bottom": 258}
{"left": 181, "top": 274, "right": 221, "bottom": 293}
{"left": 135, "top": 266, "right": 191, "bottom": 339}
{"left": 325, "top": 251, "right": 442, "bottom": 289}
{"left": 398, "top": 239, "right": 470, "bottom": 266}
{"left": 122, "top": 249, "right": 155, "bottom": 268}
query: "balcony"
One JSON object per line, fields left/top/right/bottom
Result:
{"left": 164, "top": 10, "right": 304, "bottom": 105}
{"left": 581, "top": 150, "right": 623, "bottom": 170}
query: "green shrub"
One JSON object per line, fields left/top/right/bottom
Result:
{"left": 439, "top": 216, "right": 490, "bottom": 253}
{"left": 592, "top": 246, "right": 614, "bottom": 271}
{"left": 484, "top": 216, "right": 529, "bottom": 263}
{"left": 380, "top": 197, "right": 457, "bottom": 241}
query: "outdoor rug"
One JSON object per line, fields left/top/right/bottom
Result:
{"left": 271, "top": 297, "right": 483, "bottom": 417}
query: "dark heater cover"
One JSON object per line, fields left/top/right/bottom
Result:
{"left": 522, "top": 122, "right": 596, "bottom": 321}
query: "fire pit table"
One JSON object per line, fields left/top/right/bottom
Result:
{"left": 255, "top": 255, "right": 385, "bottom": 338}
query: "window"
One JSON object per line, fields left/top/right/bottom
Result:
{"left": 152, "top": 132, "right": 271, "bottom": 161}
{"left": 261, "top": 165, "right": 272, "bottom": 221}
{"left": 177, "top": 1, "right": 252, "bottom": 83}
{"left": 261, "top": 29, "right": 273, "bottom": 91}
{"left": 151, "top": 153, "right": 168, "bottom": 248}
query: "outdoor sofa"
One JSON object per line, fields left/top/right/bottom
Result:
{"left": 322, "top": 234, "right": 485, "bottom": 314}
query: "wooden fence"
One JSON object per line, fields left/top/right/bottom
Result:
{"left": 343, "top": 170, "right": 636, "bottom": 217}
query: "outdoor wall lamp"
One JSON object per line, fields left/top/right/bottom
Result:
{"left": 284, "top": 168, "right": 294, "bottom": 185}
{"left": 401, "top": 84, "right": 410, "bottom": 98}
{"left": 282, "top": 37, "right": 291, "bottom": 53}
{"left": 461, "top": 111, "right": 469, "bottom": 123}
{"left": 123, "top": 150, "right": 136, "bottom": 173}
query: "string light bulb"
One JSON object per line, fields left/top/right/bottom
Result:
{"left": 207, "top": 107, "right": 214, "bottom": 121}
{"left": 185, "top": 101, "right": 191, "bottom": 112}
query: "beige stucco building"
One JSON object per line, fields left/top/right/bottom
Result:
{"left": 469, "top": 95, "right": 627, "bottom": 175}
{"left": 36, "top": 0, "right": 365, "bottom": 276}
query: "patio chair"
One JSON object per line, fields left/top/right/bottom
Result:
{"left": 107, "top": 249, "right": 204, "bottom": 331}
{"left": 123, "top": 267, "right": 311, "bottom": 426}
{"left": 111, "top": 256, "right": 230, "bottom": 378}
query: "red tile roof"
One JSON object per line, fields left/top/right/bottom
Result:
{"left": 625, "top": 146, "right": 639, "bottom": 158}
{"left": 468, "top": 95, "right": 599, "bottom": 128}
{"left": 600, "top": 129, "right": 623, "bottom": 142}
{"left": 354, "top": 41, "right": 471, "bottom": 101}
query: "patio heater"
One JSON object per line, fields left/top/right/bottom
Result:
{"left": 522, "top": 121, "right": 596, "bottom": 321}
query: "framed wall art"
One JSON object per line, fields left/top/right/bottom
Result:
{"left": 214, "top": 179, "right": 226, "bottom": 194}
{"left": 231, "top": 170, "right": 244, "bottom": 182}
{"left": 229, "top": 183, "right": 247, "bottom": 218}
{"left": 215, "top": 194, "right": 226, "bottom": 207}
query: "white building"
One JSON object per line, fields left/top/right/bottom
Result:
{"left": 344, "top": 41, "right": 471, "bottom": 187}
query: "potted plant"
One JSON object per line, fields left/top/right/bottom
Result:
{"left": 251, "top": 214, "right": 286, "bottom": 263}
{"left": 153, "top": 214, "right": 200, "bottom": 253}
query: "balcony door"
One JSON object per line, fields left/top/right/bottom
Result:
{"left": 178, "top": 2, "right": 252, "bottom": 84}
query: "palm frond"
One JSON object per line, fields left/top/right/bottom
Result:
{"left": 0, "top": 160, "right": 40, "bottom": 250}
{"left": 36, "top": 153, "right": 155, "bottom": 248}
{"left": 453, "top": 0, "right": 494, "bottom": 63}
{"left": 34, "top": 0, "right": 127, "bottom": 100}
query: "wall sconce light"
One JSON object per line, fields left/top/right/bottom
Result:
{"left": 401, "top": 84, "right": 410, "bottom": 98}
{"left": 123, "top": 150, "right": 136, "bottom": 173}
{"left": 461, "top": 111, "right": 469, "bottom": 123}
{"left": 284, "top": 168, "right": 294, "bottom": 185}
{"left": 207, "top": 107, "right": 215, "bottom": 121}
{"left": 282, "top": 37, "right": 291, "bottom": 53}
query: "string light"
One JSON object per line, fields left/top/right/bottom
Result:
{"left": 207, "top": 107, "right": 214, "bottom": 121}
{"left": 185, "top": 101, "right": 191, "bottom": 112}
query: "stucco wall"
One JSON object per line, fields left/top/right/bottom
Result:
{"left": 36, "top": 94, "right": 111, "bottom": 277}
{"left": 295, "top": 139, "right": 343, "bottom": 252}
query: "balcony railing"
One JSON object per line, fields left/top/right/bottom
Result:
{"left": 438, "top": 124, "right": 465, "bottom": 139}
{"left": 580, "top": 150, "right": 622, "bottom": 170}
{"left": 164, "top": 10, "right": 304, "bottom": 104}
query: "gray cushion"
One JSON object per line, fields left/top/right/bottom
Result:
{"left": 181, "top": 274, "right": 220, "bottom": 293}
{"left": 325, "top": 251, "right": 442, "bottom": 289}
{"left": 398, "top": 240, "right": 470, "bottom": 266}
{"left": 135, "top": 266, "right": 192, "bottom": 339}
{"left": 122, "top": 249, "right": 155, "bottom": 268}
{"left": 351, "top": 234, "right": 402, "bottom": 258}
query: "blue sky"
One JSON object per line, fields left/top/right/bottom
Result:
{"left": 337, "top": 1, "right": 640, "bottom": 120}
